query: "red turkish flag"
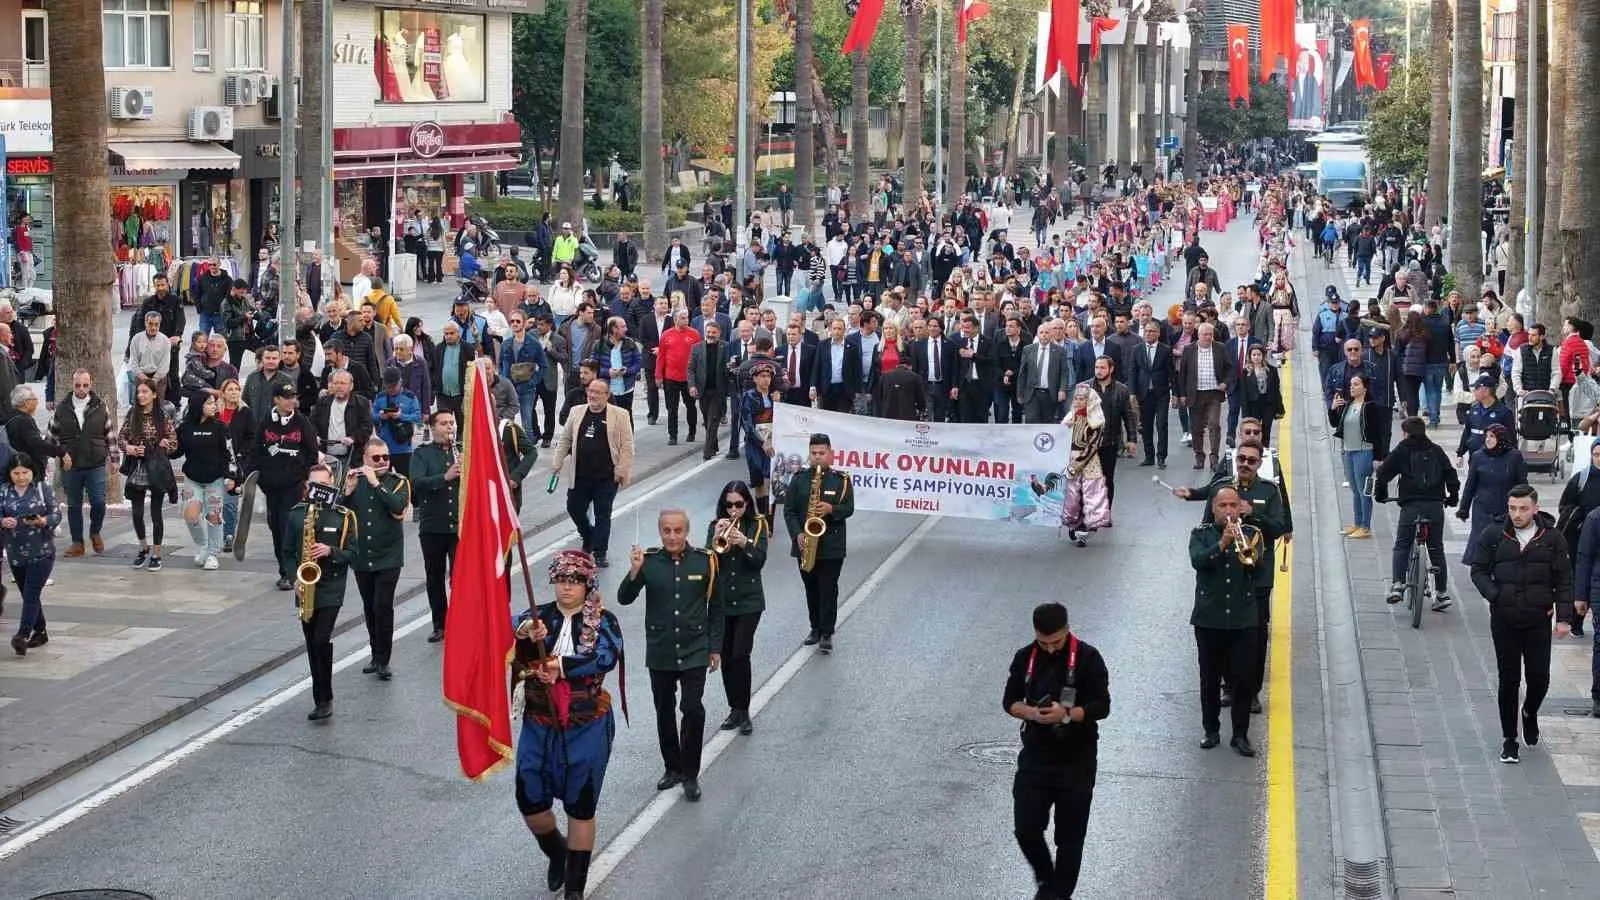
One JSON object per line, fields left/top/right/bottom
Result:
{"left": 841, "top": 0, "right": 886, "bottom": 55}
{"left": 1043, "top": 0, "right": 1083, "bottom": 88}
{"left": 1089, "top": 17, "right": 1121, "bottom": 62}
{"left": 441, "top": 360, "right": 521, "bottom": 781}
{"left": 1227, "top": 24, "right": 1251, "bottom": 107}
{"left": 1375, "top": 52, "right": 1394, "bottom": 91}
{"left": 1258, "top": 0, "right": 1297, "bottom": 82}
{"left": 1352, "top": 19, "right": 1376, "bottom": 89}
{"left": 958, "top": 0, "right": 990, "bottom": 44}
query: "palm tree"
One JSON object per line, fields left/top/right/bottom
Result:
{"left": 794, "top": 0, "right": 817, "bottom": 232}
{"left": 48, "top": 1, "right": 116, "bottom": 495}
{"left": 558, "top": 0, "right": 590, "bottom": 229}
{"left": 949, "top": 27, "right": 970, "bottom": 206}
{"left": 1425, "top": 0, "right": 1451, "bottom": 226}
{"left": 851, "top": 49, "right": 871, "bottom": 218}
{"left": 1537, "top": 0, "right": 1567, "bottom": 324}
{"left": 1050, "top": 82, "right": 1071, "bottom": 193}
{"left": 1448, "top": 0, "right": 1483, "bottom": 299}
{"left": 1504, "top": 0, "right": 1531, "bottom": 306}
{"left": 1560, "top": 0, "right": 1600, "bottom": 318}
{"left": 1143, "top": 1, "right": 1172, "bottom": 178}
{"left": 641, "top": 0, "right": 666, "bottom": 257}
{"left": 744, "top": 0, "right": 758, "bottom": 213}
{"left": 900, "top": 0, "right": 924, "bottom": 211}
{"left": 1180, "top": 2, "right": 1201, "bottom": 180}
{"left": 1115, "top": 8, "right": 1141, "bottom": 174}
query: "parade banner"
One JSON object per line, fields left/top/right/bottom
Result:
{"left": 771, "top": 405, "right": 1073, "bottom": 526}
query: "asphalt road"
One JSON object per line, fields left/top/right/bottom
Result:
{"left": 0, "top": 214, "right": 1332, "bottom": 900}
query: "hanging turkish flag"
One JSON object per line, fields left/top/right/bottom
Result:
{"left": 1227, "top": 24, "right": 1251, "bottom": 107}
{"left": 1089, "top": 17, "right": 1121, "bottom": 62}
{"left": 1352, "top": 19, "right": 1376, "bottom": 89}
{"left": 1375, "top": 52, "right": 1394, "bottom": 91}
{"left": 958, "top": 0, "right": 990, "bottom": 44}
{"left": 841, "top": 0, "right": 886, "bottom": 55}
{"left": 1043, "top": 0, "right": 1083, "bottom": 88}
{"left": 1259, "top": 0, "right": 1297, "bottom": 82}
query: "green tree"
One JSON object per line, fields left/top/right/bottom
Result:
{"left": 772, "top": 2, "right": 903, "bottom": 111}
{"left": 1365, "top": 59, "right": 1430, "bottom": 182}
{"left": 1192, "top": 82, "right": 1290, "bottom": 147}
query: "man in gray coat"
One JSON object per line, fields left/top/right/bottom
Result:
{"left": 1015, "top": 320, "right": 1072, "bottom": 424}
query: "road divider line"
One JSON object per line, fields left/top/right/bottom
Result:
{"left": 1265, "top": 359, "right": 1299, "bottom": 898}
{"left": 585, "top": 514, "right": 944, "bottom": 892}
{"left": 0, "top": 457, "right": 720, "bottom": 861}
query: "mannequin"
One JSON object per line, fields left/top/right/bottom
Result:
{"left": 442, "top": 26, "right": 481, "bottom": 100}
{"left": 408, "top": 29, "right": 436, "bottom": 101}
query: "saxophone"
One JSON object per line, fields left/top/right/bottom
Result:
{"left": 799, "top": 466, "right": 827, "bottom": 573}
{"left": 295, "top": 503, "right": 321, "bottom": 623}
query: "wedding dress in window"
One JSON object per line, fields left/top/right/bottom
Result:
{"left": 442, "top": 27, "right": 481, "bottom": 100}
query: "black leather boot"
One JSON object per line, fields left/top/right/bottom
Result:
{"left": 534, "top": 828, "right": 567, "bottom": 892}
{"left": 563, "top": 849, "right": 592, "bottom": 900}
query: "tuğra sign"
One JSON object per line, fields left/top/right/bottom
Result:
{"left": 409, "top": 121, "right": 446, "bottom": 159}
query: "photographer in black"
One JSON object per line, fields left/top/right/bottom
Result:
{"left": 1004, "top": 601, "right": 1111, "bottom": 900}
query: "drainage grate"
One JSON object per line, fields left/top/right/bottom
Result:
{"left": 0, "top": 815, "right": 24, "bottom": 836}
{"left": 31, "top": 893, "right": 156, "bottom": 900}
{"left": 958, "top": 740, "right": 1021, "bottom": 767}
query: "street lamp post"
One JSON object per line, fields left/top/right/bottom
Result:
{"left": 735, "top": 0, "right": 750, "bottom": 253}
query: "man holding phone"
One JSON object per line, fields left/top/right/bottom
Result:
{"left": 1004, "top": 601, "right": 1111, "bottom": 900}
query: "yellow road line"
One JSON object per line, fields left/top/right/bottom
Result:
{"left": 1267, "top": 358, "right": 1299, "bottom": 898}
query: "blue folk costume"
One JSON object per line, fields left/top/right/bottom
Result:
{"left": 740, "top": 379, "right": 776, "bottom": 486}
{"left": 512, "top": 549, "right": 626, "bottom": 898}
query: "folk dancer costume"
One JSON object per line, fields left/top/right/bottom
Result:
{"left": 514, "top": 550, "right": 625, "bottom": 900}
{"left": 1061, "top": 386, "right": 1111, "bottom": 543}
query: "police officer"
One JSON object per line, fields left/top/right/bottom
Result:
{"left": 783, "top": 433, "right": 854, "bottom": 652}
{"left": 284, "top": 464, "right": 357, "bottom": 721}
{"left": 342, "top": 437, "right": 410, "bottom": 681}
{"left": 1189, "top": 485, "right": 1263, "bottom": 756}
{"left": 411, "top": 409, "right": 461, "bottom": 643}
{"left": 1004, "top": 601, "right": 1110, "bottom": 900}
{"left": 707, "top": 480, "right": 768, "bottom": 735}
{"left": 618, "top": 508, "right": 724, "bottom": 802}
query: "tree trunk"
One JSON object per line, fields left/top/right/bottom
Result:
{"left": 1181, "top": 38, "right": 1199, "bottom": 179}
{"left": 744, "top": 0, "right": 758, "bottom": 215}
{"left": 558, "top": 0, "right": 590, "bottom": 228}
{"left": 948, "top": 36, "right": 969, "bottom": 207}
{"left": 1560, "top": 0, "right": 1600, "bottom": 319}
{"left": 1449, "top": 0, "right": 1484, "bottom": 299}
{"left": 1426, "top": 0, "right": 1452, "bottom": 226}
{"left": 810, "top": 54, "right": 842, "bottom": 193}
{"left": 300, "top": 0, "right": 324, "bottom": 255}
{"left": 641, "top": 0, "right": 666, "bottom": 257}
{"left": 1085, "top": 57, "right": 1103, "bottom": 185}
{"left": 1051, "top": 81, "right": 1072, "bottom": 190}
{"left": 1505, "top": 0, "right": 1529, "bottom": 306}
{"left": 1537, "top": 0, "right": 1566, "bottom": 323}
{"left": 901, "top": 5, "right": 923, "bottom": 211}
{"left": 49, "top": 1, "right": 117, "bottom": 500}
{"left": 1002, "top": 55, "right": 1027, "bottom": 178}
{"left": 1142, "top": 21, "right": 1160, "bottom": 176}
{"left": 1115, "top": 22, "right": 1138, "bottom": 175}
{"left": 794, "top": 0, "right": 816, "bottom": 232}
{"left": 851, "top": 49, "right": 871, "bottom": 217}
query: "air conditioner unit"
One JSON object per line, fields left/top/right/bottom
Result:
{"left": 109, "top": 86, "right": 156, "bottom": 120}
{"left": 255, "top": 74, "right": 274, "bottom": 100}
{"left": 223, "top": 74, "right": 258, "bottom": 107}
{"left": 187, "top": 106, "right": 235, "bottom": 142}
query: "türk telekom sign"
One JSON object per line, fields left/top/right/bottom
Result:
{"left": 0, "top": 93, "right": 52, "bottom": 154}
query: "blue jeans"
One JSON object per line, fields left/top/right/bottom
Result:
{"left": 1343, "top": 449, "right": 1374, "bottom": 528}
{"left": 516, "top": 385, "right": 538, "bottom": 436}
{"left": 11, "top": 557, "right": 52, "bottom": 638}
{"left": 1355, "top": 256, "right": 1372, "bottom": 283}
{"left": 1423, "top": 364, "right": 1447, "bottom": 424}
{"left": 62, "top": 465, "right": 108, "bottom": 545}
{"left": 181, "top": 477, "right": 227, "bottom": 558}
{"left": 197, "top": 312, "right": 222, "bottom": 337}
{"left": 223, "top": 488, "right": 238, "bottom": 542}
{"left": 776, "top": 269, "right": 793, "bottom": 295}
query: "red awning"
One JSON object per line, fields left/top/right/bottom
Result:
{"left": 333, "top": 154, "right": 519, "bottom": 179}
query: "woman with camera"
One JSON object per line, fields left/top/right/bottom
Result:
{"left": 707, "top": 480, "right": 768, "bottom": 736}
{"left": 3, "top": 452, "right": 61, "bottom": 656}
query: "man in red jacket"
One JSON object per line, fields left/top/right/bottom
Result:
{"left": 1558, "top": 317, "right": 1594, "bottom": 424}
{"left": 654, "top": 308, "right": 702, "bottom": 445}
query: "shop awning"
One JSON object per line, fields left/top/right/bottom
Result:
{"left": 110, "top": 141, "right": 241, "bottom": 173}
{"left": 333, "top": 154, "right": 519, "bottom": 180}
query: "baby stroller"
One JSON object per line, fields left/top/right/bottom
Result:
{"left": 1518, "top": 389, "right": 1568, "bottom": 480}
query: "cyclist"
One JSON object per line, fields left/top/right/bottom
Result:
{"left": 1373, "top": 416, "right": 1460, "bottom": 611}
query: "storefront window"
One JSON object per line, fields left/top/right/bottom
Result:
{"left": 111, "top": 184, "right": 176, "bottom": 262}
{"left": 375, "top": 9, "right": 485, "bottom": 104}
{"left": 179, "top": 180, "right": 235, "bottom": 257}
{"left": 399, "top": 177, "right": 446, "bottom": 221}
{"left": 335, "top": 179, "right": 365, "bottom": 241}
{"left": 6, "top": 176, "right": 53, "bottom": 290}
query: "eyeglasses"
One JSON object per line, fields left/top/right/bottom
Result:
{"left": 725, "top": 500, "right": 746, "bottom": 508}
{"left": 369, "top": 454, "right": 390, "bottom": 462}
{"left": 1238, "top": 456, "right": 1261, "bottom": 464}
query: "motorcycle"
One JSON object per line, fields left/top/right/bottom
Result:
{"left": 467, "top": 215, "right": 503, "bottom": 257}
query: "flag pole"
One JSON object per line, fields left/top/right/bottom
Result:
{"left": 935, "top": 0, "right": 944, "bottom": 212}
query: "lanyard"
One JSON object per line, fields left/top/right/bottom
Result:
{"left": 1026, "top": 635, "right": 1078, "bottom": 686}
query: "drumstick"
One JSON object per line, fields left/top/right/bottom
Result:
{"left": 635, "top": 506, "right": 641, "bottom": 546}
{"left": 1152, "top": 476, "right": 1180, "bottom": 493}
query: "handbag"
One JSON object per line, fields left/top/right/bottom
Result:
{"left": 510, "top": 361, "right": 537, "bottom": 384}
{"left": 126, "top": 457, "right": 149, "bottom": 489}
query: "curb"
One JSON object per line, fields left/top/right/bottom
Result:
{"left": 0, "top": 440, "right": 704, "bottom": 814}
{"left": 1291, "top": 245, "right": 1392, "bottom": 898}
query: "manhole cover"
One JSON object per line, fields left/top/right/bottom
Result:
{"left": 958, "top": 740, "right": 1021, "bottom": 767}
{"left": 31, "top": 892, "right": 155, "bottom": 899}
{"left": 0, "top": 815, "right": 24, "bottom": 835}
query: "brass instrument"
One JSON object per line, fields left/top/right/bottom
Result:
{"left": 712, "top": 518, "right": 740, "bottom": 554}
{"left": 295, "top": 502, "right": 322, "bottom": 623}
{"left": 799, "top": 466, "right": 827, "bottom": 573}
{"left": 1228, "top": 516, "right": 1264, "bottom": 567}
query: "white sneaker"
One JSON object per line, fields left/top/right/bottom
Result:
{"left": 203, "top": 555, "right": 220, "bottom": 571}
{"left": 194, "top": 551, "right": 207, "bottom": 567}
{"left": 1181, "top": 432, "right": 1193, "bottom": 445}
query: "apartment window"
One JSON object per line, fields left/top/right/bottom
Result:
{"left": 1491, "top": 12, "right": 1515, "bottom": 62}
{"left": 102, "top": 0, "right": 173, "bottom": 69}
{"left": 193, "top": 0, "right": 212, "bottom": 70}
{"left": 226, "top": 0, "right": 266, "bottom": 72}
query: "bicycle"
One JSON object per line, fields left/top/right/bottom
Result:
{"left": 1377, "top": 497, "right": 1438, "bottom": 629}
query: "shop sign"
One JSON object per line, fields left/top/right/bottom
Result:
{"left": 4, "top": 156, "right": 52, "bottom": 176}
{"left": 0, "top": 98, "right": 52, "bottom": 154}
{"left": 410, "top": 121, "right": 447, "bottom": 158}
{"left": 333, "top": 34, "right": 373, "bottom": 67}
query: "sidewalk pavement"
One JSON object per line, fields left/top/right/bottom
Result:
{"left": 0, "top": 394, "right": 706, "bottom": 811}
{"left": 1302, "top": 247, "right": 1600, "bottom": 898}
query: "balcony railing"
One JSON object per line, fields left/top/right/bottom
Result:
{"left": 0, "top": 58, "right": 50, "bottom": 89}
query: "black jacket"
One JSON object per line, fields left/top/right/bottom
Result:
{"left": 1373, "top": 435, "right": 1460, "bottom": 505}
{"left": 5, "top": 414, "right": 62, "bottom": 481}
{"left": 1470, "top": 510, "right": 1576, "bottom": 628}
{"left": 50, "top": 392, "right": 114, "bottom": 470}
{"left": 254, "top": 409, "right": 319, "bottom": 491}
{"left": 175, "top": 415, "right": 236, "bottom": 484}
{"left": 1001, "top": 637, "right": 1111, "bottom": 784}
{"left": 311, "top": 394, "right": 375, "bottom": 457}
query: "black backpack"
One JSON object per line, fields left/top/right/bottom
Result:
{"left": 1407, "top": 445, "right": 1445, "bottom": 496}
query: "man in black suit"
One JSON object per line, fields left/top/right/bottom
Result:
{"left": 724, "top": 320, "right": 758, "bottom": 458}
{"left": 1015, "top": 319, "right": 1070, "bottom": 424}
{"left": 687, "top": 322, "right": 730, "bottom": 459}
{"left": 993, "top": 317, "right": 1029, "bottom": 423}
{"left": 1127, "top": 320, "right": 1174, "bottom": 468}
{"left": 1224, "top": 315, "right": 1262, "bottom": 445}
{"left": 872, "top": 358, "right": 927, "bottom": 421}
{"left": 912, "top": 316, "right": 957, "bottom": 423}
{"left": 842, "top": 311, "right": 883, "bottom": 413}
{"left": 777, "top": 324, "right": 816, "bottom": 405}
{"left": 690, "top": 294, "right": 733, "bottom": 341}
{"left": 1072, "top": 316, "right": 1115, "bottom": 385}
{"left": 809, "top": 318, "right": 855, "bottom": 413}
{"left": 1088, "top": 356, "right": 1140, "bottom": 504}
{"left": 638, "top": 296, "right": 670, "bottom": 425}
{"left": 953, "top": 314, "right": 997, "bottom": 424}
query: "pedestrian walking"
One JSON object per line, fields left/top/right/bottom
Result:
{"left": 343, "top": 438, "right": 410, "bottom": 680}
{"left": 1331, "top": 374, "right": 1380, "bottom": 538}
{"left": 51, "top": 368, "right": 114, "bottom": 557}
{"left": 3, "top": 453, "right": 60, "bottom": 656}
{"left": 411, "top": 408, "right": 461, "bottom": 643}
{"left": 175, "top": 394, "right": 236, "bottom": 570}
{"left": 119, "top": 380, "right": 178, "bottom": 572}
{"left": 551, "top": 379, "right": 634, "bottom": 568}
{"left": 708, "top": 481, "right": 766, "bottom": 735}
{"left": 1457, "top": 425, "right": 1528, "bottom": 564}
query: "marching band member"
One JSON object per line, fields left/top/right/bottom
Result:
{"left": 707, "top": 480, "right": 768, "bottom": 735}
{"left": 783, "top": 433, "right": 854, "bottom": 653}
{"left": 411, "top": 409, "right": 461, "bottom": 643}
{"left": 343, "top": 437, "right": 411, "bottom": 681}
{"left": 256, "top": 382, "right": 319, "bottom": 591}
{"left": 514, "top": 549, "right": 625, "bottom": 900}
{"left": 1188, "top": 485, "right": 1263, "bottom": 756}
{"left": 620, "top": 509, "right": 723, "bottom": 801}
{"left": 739, "top": 361, "right": 780, "bottom": 519}
{"left": 284, "top": 464, "right": 357, "bottom": 721}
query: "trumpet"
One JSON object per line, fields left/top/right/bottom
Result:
{"left": 711, "top": 517, "right": 740, "bottom": 554}
{"left": 1227, "top": 516, "right": 1264, "bottom": 567}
